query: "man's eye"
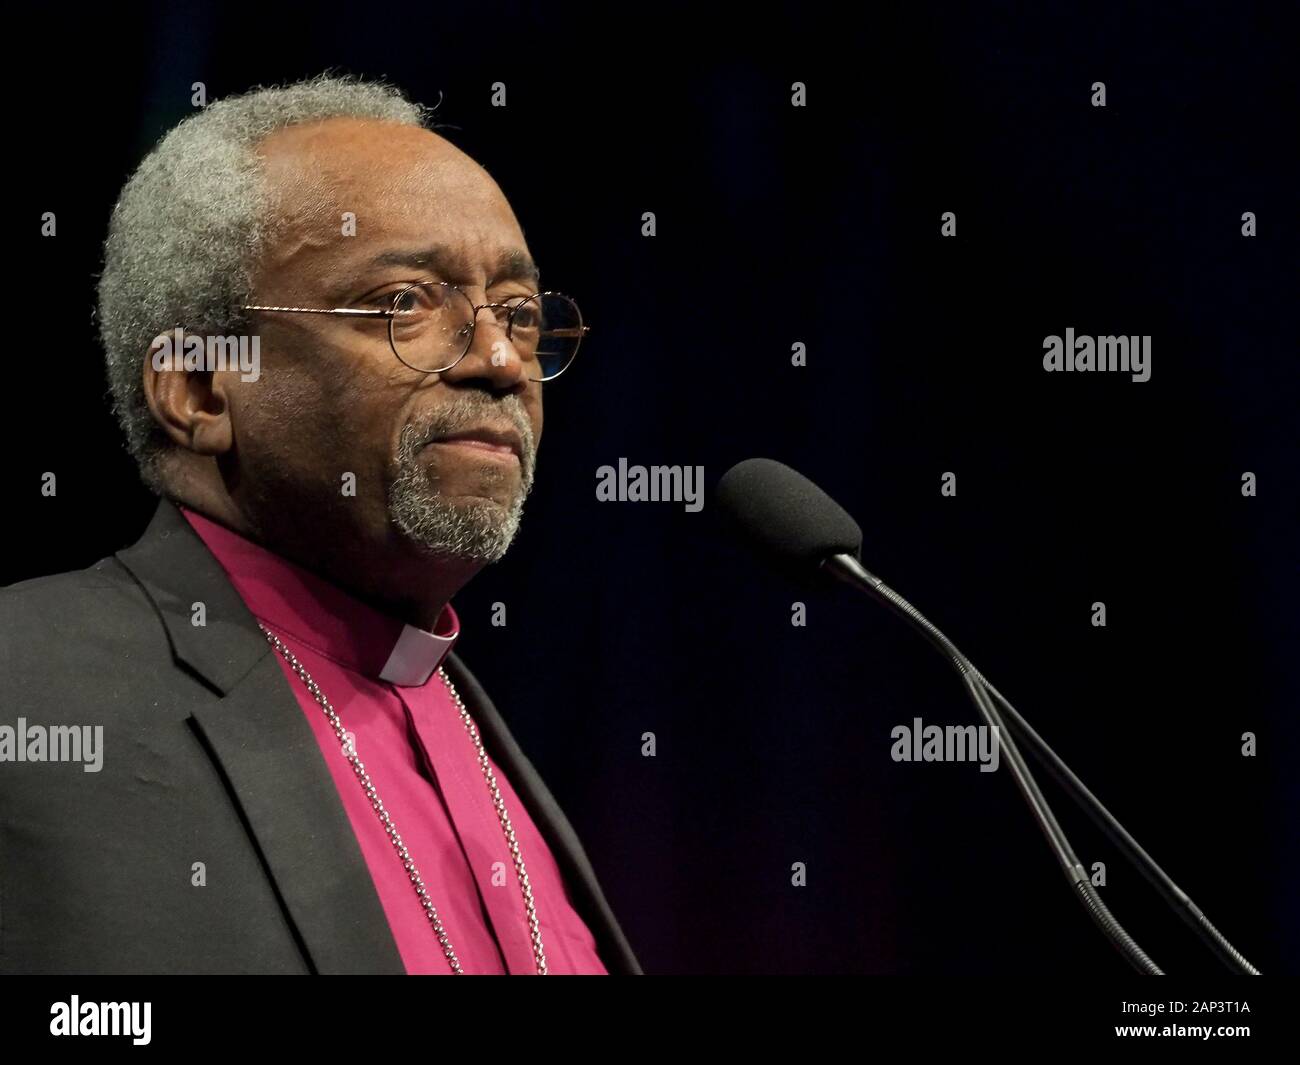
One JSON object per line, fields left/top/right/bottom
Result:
{"left": 510, "top": 305, "right": 541, "bottom": 329}
{"left": 387, "top": 287, "right": 438, "bottom": 314}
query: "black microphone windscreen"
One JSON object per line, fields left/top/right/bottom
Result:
{"left": 715, "top": 458, "right": 863, "bottom": 573}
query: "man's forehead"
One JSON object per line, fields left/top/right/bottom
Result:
{"left": 256, "top": 117, "right": 534, "bottom": 283}
{"left": 260, "top": 118, "right": 508, "bottom": 212}
{"left": 367, "top": 244, "right": 540, "bottom": 286}
{"left": 258, "top": 115, "right": 459, "bottom": 168}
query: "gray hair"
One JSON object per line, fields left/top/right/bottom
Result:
{"left": 96, "top": 74, "right": 431, "bottom": 494}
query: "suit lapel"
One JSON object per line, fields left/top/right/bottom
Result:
{"left": 117, "top": 500, "right": 404, "bottom": 974}
{"left": 188, "top": 654, "right": 405, "bottom": 974}
{"left": 443, "top": 653, "right": 643, "bottom": 975}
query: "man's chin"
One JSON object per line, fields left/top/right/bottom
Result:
{"left": 432, "top": 490, "right": 516, "bottom": 509}
{"left": 388, "top": 491, "right": 523, "bottom": 564}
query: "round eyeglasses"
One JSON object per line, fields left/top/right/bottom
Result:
{"left": 242, "top": 282, "right": 589, "bottom": 382}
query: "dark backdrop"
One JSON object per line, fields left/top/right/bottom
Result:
{"left": 11, "top": 2, "right": 1296, "bottom": 974}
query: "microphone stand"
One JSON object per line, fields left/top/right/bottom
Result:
{"left": 823, "top": 552, "right": 1260, "bottom": 975}
{"left": 968, "top": 671, "right": 1260, "bottom": 975}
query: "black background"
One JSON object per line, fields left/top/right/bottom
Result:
{"left": 11, "top": 2, "right": 1296, "bottom": 975}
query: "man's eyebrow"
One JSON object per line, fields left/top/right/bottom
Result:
{"left": 367, "top": 246, "right": 540, "bottom": 286}
{"left": 493, "top": 248, "right": 541, "bottom": 286}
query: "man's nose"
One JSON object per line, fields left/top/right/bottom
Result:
{"left": 441, "top": 306, "right": 528, "bottom": 390}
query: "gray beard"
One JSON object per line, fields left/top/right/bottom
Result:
{"left": 387, "top": 394, "right": 537, "bottom": 563}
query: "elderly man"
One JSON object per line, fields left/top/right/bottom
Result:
{"left": 0, "top": 76, "right": 639, "bottom": 975}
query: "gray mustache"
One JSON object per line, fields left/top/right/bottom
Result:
{"left": 420, "top": 398, "right": 530, "bottom": 445}
{"left": 403, "top": 396, "right": 537, "bottom": 486}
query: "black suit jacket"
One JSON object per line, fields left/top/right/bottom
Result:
{"left": 0, "top": 499, "right": 641, "bottom": 974}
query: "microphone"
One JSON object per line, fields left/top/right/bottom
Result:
{"left": 716, "top": 457, "right": 1259, "bottom": 975}
{"left": 714, "top": 456, "right": 863, "bottom": 569}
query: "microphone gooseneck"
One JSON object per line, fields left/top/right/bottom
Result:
{"left": 718, "top": 457, "right": 1260, "bottom": 975}
{"left": 823, "top": 553, "right": 1162, "bottom": 974}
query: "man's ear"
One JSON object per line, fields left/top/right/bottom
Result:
{"left": 141, "top": 330, "right": 234, "bottom": 456}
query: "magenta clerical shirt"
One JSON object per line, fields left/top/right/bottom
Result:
{"left": 181, "top": 507, "right": 607, "bottom": 975}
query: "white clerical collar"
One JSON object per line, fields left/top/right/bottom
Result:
{"left": 379, "top": 620, "right": 459, "bottom": 687}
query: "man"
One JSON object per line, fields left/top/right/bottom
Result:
{"left": 0, "top": 75, "right": 640, "bottom": 975}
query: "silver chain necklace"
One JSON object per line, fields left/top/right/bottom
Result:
{"left": 258, "top": 622, "right": 548, "bottom": 975}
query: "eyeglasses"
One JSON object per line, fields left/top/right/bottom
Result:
{"left": 242, "top": 281, "right": 589, "bottom": 382}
